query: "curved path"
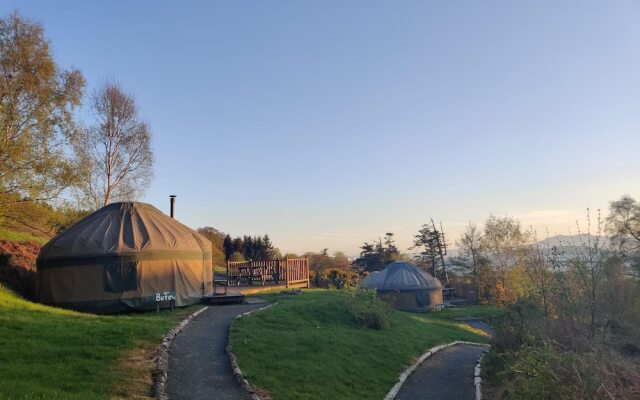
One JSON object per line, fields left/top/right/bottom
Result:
{"left": 166, "top": 303, "right": 266, "bottom": 400}
{"left": 394, "top": 344, "right": 486, "bottom": 400}
{"left": 394, "top": 320, "right": 493, "bottom": 400}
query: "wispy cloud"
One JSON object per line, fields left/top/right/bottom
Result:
{"left": 512, "top": 209, "right": 583, "bottom": 226}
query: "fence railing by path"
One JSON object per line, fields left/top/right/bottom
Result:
{"left": 227, "top": 258, "right": 310, "bottom": 288}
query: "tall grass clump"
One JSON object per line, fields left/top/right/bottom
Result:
{"left": 341, "top": 288, "right": 393, "bottom": 330}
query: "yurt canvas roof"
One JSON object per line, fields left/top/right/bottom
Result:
{"left": 39, "top": 202, "right": 211, "bottom": 263}
{"left": 360, "top": 260, "right": 442, "bottom": 291}
{"left": 37, "top": 202, "right": 213, "bottom": 313}
{"left": 359, "top": 271, "right": 379, "bottom": 287}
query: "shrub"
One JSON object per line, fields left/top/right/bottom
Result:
{"left": 341, "top": 288, "right": 393, "bottom": 330}
{"left": 229, "top": 251, "right": 246, "bottom": 262}
{"left": 484, "top": 345, "right": 567, "bottom": 400}
{"left": 312, "top": 268, "right": 359, "bottom": 289}
{"left": 0, "top": 253, "right": 9, "bottom": 267}
{"left": 484, "top": 344, "right": 640, "bottom": 400}
{"left": 485, "top": 298, "right": 640, "bottom": 399}
{"left": 0, "top": 240, "right": 39, "bottom": 300}
{"left": 492, "top": 298, "right": 548, "bottom": 351}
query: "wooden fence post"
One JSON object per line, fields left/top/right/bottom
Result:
{"left": 306, "top": 256, "right": 310, "bottom": 288}
{"left": 285, "top": 257, "right": 290, "bottom": 288}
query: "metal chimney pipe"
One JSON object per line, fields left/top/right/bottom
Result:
{"left": 169, "top": 195, "right": 176, "bottom": 218}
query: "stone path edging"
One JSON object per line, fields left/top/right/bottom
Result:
{"left": 153, "top": 306, "right": 209, "bottom": 400}
{"left": 383, "top": 341, "right": 490, "bottom": 400}
{"left": 226, "top": 303, "right": 276, "bottom": 400}
{"left": 474, "top": 352, "right": 486, "bottom": 400}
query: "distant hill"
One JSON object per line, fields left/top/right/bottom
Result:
{"left": 534, "top": 234, "right": 611, "bottom": 249}
{"left": 443, "top": 234, "right": 612, "bottom": 266}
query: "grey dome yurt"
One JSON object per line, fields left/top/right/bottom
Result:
{"left": 358, "top": 270, "right": 379, "bottom": 288}
{"left": 37, "top": 202, "right": 213, "bottom": 313}
{"left": 359, "top": 261, "right": 443, "bottom": 312}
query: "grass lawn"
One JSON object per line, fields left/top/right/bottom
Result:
{"left": 0, "top": 227, "right": 47, "bottom": 245}
{"left": 0, "top": 286, "right": 201, "bottom": 399}
{"left": 231, "top": 290, "right": 499, "bottom": 400}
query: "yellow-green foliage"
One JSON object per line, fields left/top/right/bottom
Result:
{"left": 0, "top": 227, "right": 47, "bottom": 244}
{"left": 0, "top": 13, "right": 85, "bottom": 215}
{"left": 503, "top": 264, "right": 532, "bottom": 304}
{"left": 477, "top": 265, "right": 532, "bottom": 305}
{"left": 312, "top": 268, "right": 359, "bottom": 289}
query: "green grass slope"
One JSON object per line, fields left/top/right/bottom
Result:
{"left": 231, "top": 290, "right": 498, "bottom": 400}
{"left": 0, "top": 286, "right": 199, "bottom": 399}
{"left": 0, "top": 227, "right": 48, "bottom": 245}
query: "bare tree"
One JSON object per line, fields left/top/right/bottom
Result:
{"left": 480, "top": 215, "right": 531, "bottom": 304}
{"left": 450, "top": 223, "right": 485, "bottom": 299}
{"left": 525, "top": 230, "right": 554, "bottom": 326}
{"left": 554, "top": 210, "right": 610, "bottom": 338}
{"left": 607, "top": 195, "right": 640, "bottom": 246}
{"left": 606, "top": 195, "right": 640, "bottom": 277}
{"left": 482, "top": 215, "right": 529, "bottom": 272}
{"left": 75, "top": 82, "right": 153, "bottom": 208}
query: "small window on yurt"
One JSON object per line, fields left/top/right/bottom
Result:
{"left": 415, "top": 291, "right": 430, "bottom": 306}
{"left": 104, "top": 261, "right": 137, "bottom": 292}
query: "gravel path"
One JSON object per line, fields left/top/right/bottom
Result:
{"left": 393, "top": 319, "right": 493, "bottom": 400}
{"left": 394, "top": 344, "right": 486, "bottom": 400}
{"left": 166, "top": 303, "right": 266, "bottom": 400}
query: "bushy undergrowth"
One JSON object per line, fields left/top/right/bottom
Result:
{"left": 0, "top": 240, "right": 40, "bottom": 299}
{"left": 484, "top": 299, "right": 640, "bottom": 399}
{"left": 312, "top": 268, "right": 359, "bottom": 289}
{"left": 485, "top": 343, "right": 640, "bottom": 399}
{"left": 341, "top": 288, "right": 393, "bottom": 330}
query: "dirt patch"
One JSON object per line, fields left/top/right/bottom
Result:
{"left": 111, "top": 343, "right": 157, "bottom": 400}
{"left": 0, "top": 240, "right": 40, "bottom": 268}
{"left": 252, "top": 385, "right": 272, "bottom": 400}
{"left": 0, "top": 240, "right": 40, "bottom": 299}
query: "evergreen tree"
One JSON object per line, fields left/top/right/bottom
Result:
{"left": 223, "top": 234, "right": 234, "bottom": 260}
{"left": 353, "top": 233, "right": 401, "bottom": 272}
{"left": 254, "top": 236, "right": 265, "bottom": 259}
{"left": 243, "top": 235, "right": 253, "bottom": 260}
{"left": 262, "top": 234, "right": 275, "bottom": 259}
{"left": 223, "top": 234, "right": 278, "bottom": 260}
{"left": 412, "top": 220, "right": 448, "bottom": 283}
{"left": 383, "top": 233, "right": 401, "bottom": 262}
{"left": 232, "top": 237, "right": 244, "bottom": 254}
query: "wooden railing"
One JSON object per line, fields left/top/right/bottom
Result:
{"left": 227, "top": 258, "right": 309, "bottom": 288}
{"left": 284, "top": 257, "right": 309, "bottom": 286}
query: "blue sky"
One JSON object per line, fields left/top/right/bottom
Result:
{"left": 4, "top": 1, "right": 640, "bottom": 255}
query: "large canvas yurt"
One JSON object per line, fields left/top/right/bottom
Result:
{"left": 37, "top": 202, "right": 213, "bottom": 313}
{"left": 359, "top": 260, "right": 443, "bottom": 312}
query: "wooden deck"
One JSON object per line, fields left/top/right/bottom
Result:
{"left": 226, "top": 257, "right": 310, "bottom": 289}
